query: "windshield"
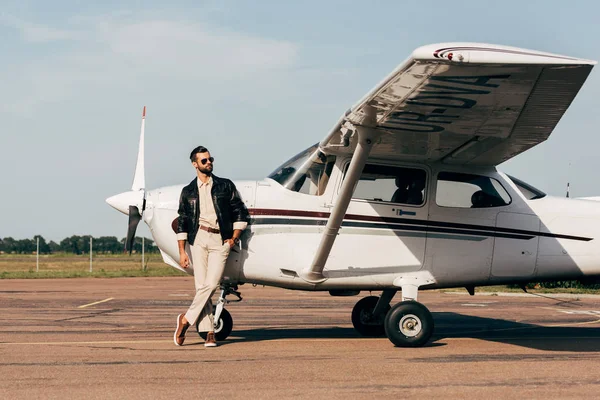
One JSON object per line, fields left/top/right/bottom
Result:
{"left": 507, "top": 175, "right": 546, "bottom": 200}
{"left": 268, "top": 144, "right": 336, "bottom": 196}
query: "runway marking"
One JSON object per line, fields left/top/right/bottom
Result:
{"left": 4, "top": 336, "right": 600, "bottom": 346}
{"left": 461, "top": 303, "right": 487, "bottom": 307}
{"left": 537, "top": 307, "right": 600, "bottom": 326}
{"left": 442, "top": 326, "right": 535, "bottom": 336}
{"left": 0, "top": 338, "right": 377, "bottom": 346}
{"left": 1, "top": 340, "right": 171, "bottom": 346}
{"left": 78, "top": 297, "right": 114, "bottom": 309}
{"left": 558, "top": 310, "right": 600, "bottom": 315}
{"left": 547, "top": 318, "right": 600, "bottom": 327}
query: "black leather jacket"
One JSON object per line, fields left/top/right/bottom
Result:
{"left": 176, "top": 175, "right": 250, "bottom": 245}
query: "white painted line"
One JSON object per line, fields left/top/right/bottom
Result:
{"left": 78, "top": 297, "right": 114, "bottom": 309}
{"left": 547, "top": 318, "right": 600, "bottom": 327}
{"left": 1, "top": 340, "right": 170, "bottom": 346}
{"left": 3, "top": 334, "right": 600, "bottom": 346}
{"left": 558, "top": 310, "right": 600, "bottom": 316}
{"left": 461, "top": 303, "right": 487, "bottom": 307}
{"left": 0, "top": 338, "right": 377, "bottom": 346}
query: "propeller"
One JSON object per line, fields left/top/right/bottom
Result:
{"left": 123, "top": 106, "right": 147, "bottom": 254}
{"left": 125, "top": 205, "right": 143, "bottom": 254}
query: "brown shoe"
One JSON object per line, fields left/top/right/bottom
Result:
{"left": 204, "top": 331, "right": 217, "bottom": 347}
{"left": 174, "top": 314, "right": 189, "bottom": 346}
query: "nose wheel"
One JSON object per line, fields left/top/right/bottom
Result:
{"left": 196, "top": 284, "right": 241, "bottom": 341}
{"left": 197, "top": 308, "right": 233, "bottom": 341}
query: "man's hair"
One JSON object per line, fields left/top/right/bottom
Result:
{"left": 190, "top": 146, "right": 209, "bottom": 162}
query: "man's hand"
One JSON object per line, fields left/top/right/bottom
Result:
{"left": 224, "top": 238, "right": 238, "bottom": 248}
{"left": 179, "top": 252, "right": 190, "bottom": 269}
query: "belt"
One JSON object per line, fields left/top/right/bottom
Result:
{"left": 200, "top": 225, "right": 220, "bottom": 234}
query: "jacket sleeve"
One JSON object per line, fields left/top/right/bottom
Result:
{"left": 176, "top": 188, "right": 189, "bottom": 241}
{"left": 229, "top": 181, "right": 250, "bottom": 231}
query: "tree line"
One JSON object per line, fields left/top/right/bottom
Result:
{"left": 0, "top": 235, "right": 159, "bottom": 255}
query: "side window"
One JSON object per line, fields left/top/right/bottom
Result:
{"left": 436, "top": 172, "right": 511, "bottom": 208}
{"left": 350, "top": 164, "right": 427, "bottom": 206}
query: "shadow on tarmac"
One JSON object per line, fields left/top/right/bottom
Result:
{"left": 221, "top": 312, "right": 600, "bottom": 352}
{"left": 432, "top": 312, "right": 600, "bottom": 352}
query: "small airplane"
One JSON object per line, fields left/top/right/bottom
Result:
{"left": 107, "top": 43, "right": 599, "bottom": 347}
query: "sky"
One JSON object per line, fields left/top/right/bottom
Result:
{"left": 2, "top": 0, "right": 600, "bottom": 242}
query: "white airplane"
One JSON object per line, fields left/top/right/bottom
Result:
{"left": 107, "top": 43, "right": 599, "bottom": 347}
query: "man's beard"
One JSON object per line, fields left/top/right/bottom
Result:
{"left": 197, "top": 166, "right": 213, "bottom": 175}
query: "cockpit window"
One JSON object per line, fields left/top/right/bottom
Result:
{"left": 507, "top": 175, "right": 546, "bottom": 200}
{"left": 268, "top": 143, "right": 336, "bottom": 196}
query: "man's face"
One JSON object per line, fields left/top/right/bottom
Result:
{"left": 193, "top": 152, "right": 214, "bottom": 174}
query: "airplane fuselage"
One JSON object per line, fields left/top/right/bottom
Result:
{"left": 135, "top": 155, "right": 600, "bottom": 293}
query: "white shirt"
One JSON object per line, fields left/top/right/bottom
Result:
{"left": 198, "top": 177, "right": 219, "bottom": 230}
{"left": 176, "top": 176, "right": 248, "bottom": 241}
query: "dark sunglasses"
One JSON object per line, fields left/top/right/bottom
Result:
{"left": 199, "top": 157, "right": 214, "bottom": 165}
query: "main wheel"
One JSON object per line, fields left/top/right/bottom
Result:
{"left": 384, "top": 301, "right": 434, "bottom": 347}
{"left": 351, "top": 296, "right": 391, "bottom": 337}
{"left": 196, "top": 307, "right": 233, "bottom": 341}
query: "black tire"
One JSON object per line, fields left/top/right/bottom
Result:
{"left": 351, "top": 296, "right": 390, "bottom": 337}
{"left": 196, "top": 307, "right": 233, "bottom": 341}
{"left": 384, "top": 301, "right": 434, "bottom": 347}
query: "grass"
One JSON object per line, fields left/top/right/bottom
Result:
{"left": 2, "top": 254, "right": 600, "bottom": 294}
{"left": 0, "top": 253, "right": 187, "bottom": 279}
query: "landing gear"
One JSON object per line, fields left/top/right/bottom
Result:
{"left": 351, "top": 296, "right": 389, "bottom": 336}
{"left": 351, "top": 288, "right": 434, "bottom": 347}
{"left": 351, "top": 290, "right": 396, "bottom": 337}
{"left": 384, "top": 301, "right": 434, "bottom": 347}
{"left": 196, "top": 284, "right": 242, "bottom": 341}
{"left": 197, "top": 308, "right": 233, "bottom": 341}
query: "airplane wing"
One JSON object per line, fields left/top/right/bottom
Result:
{"left": 301, "top": 43, "right": 596, "bottom": 284}
{"left": 320, "top": 43, "right": 596, "bottom": 166}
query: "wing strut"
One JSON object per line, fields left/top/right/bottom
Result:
{"left": 300, "top": 123, "right": 380, "bottom": 284}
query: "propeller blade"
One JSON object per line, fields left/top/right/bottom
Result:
{"left": 131, "top": 106, "right": 146, "bottom": 191}
{"left": 125, "top": 205, "right": 142, "bottom": 254}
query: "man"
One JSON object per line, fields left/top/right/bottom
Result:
{"left": 173, "top": 145, "right": 249, "bottom": 347}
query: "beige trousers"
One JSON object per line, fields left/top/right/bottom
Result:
{"left": 184, "top": 229, "right": 231, "bottom": 332}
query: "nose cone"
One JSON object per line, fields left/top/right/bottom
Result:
{"left": 105, "top": 190, "right": 144, "bottom": 215}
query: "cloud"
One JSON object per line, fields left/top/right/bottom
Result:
{"left": 99, "top": 20, "right": 297, "bottom": 77}
{"left": 0, "top": 14, "right": 299, "bottom": 115}
{"left": 0, "top": 13, "right": 76, "bottom": 43}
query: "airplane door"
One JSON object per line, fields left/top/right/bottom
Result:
{"left": 330, "top": 163, "right": 428, "bottom": 279}
{"left": 491, "top": 212, "right": 539, "bottom": 278}
{"left": 426, "top": 171, "right": 513, "bottom": 285}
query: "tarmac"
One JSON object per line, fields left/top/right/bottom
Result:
{"left": 2, "top": 277, "right": 600, "bottom": 399}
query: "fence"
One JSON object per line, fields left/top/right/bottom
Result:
{"left": 0, "top": 237, "right": 183, "bottom": 278}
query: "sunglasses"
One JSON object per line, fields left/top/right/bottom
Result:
{"left": 199, "top": 157, "right": 214, "bottom": 165}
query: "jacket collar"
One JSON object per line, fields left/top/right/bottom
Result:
{"left": 188, "top": 174, "right": 223, "bottom": 195}
{"left": 197, "top": 175, "right": 213, "bottom": 189}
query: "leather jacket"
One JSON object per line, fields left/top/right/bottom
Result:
{"left": 176, "top": 175, "right": 250, "bottom": 245}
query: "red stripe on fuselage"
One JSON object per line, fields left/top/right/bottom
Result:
{"left": 248, "top": 208, "right": 420, "bottom": 225}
